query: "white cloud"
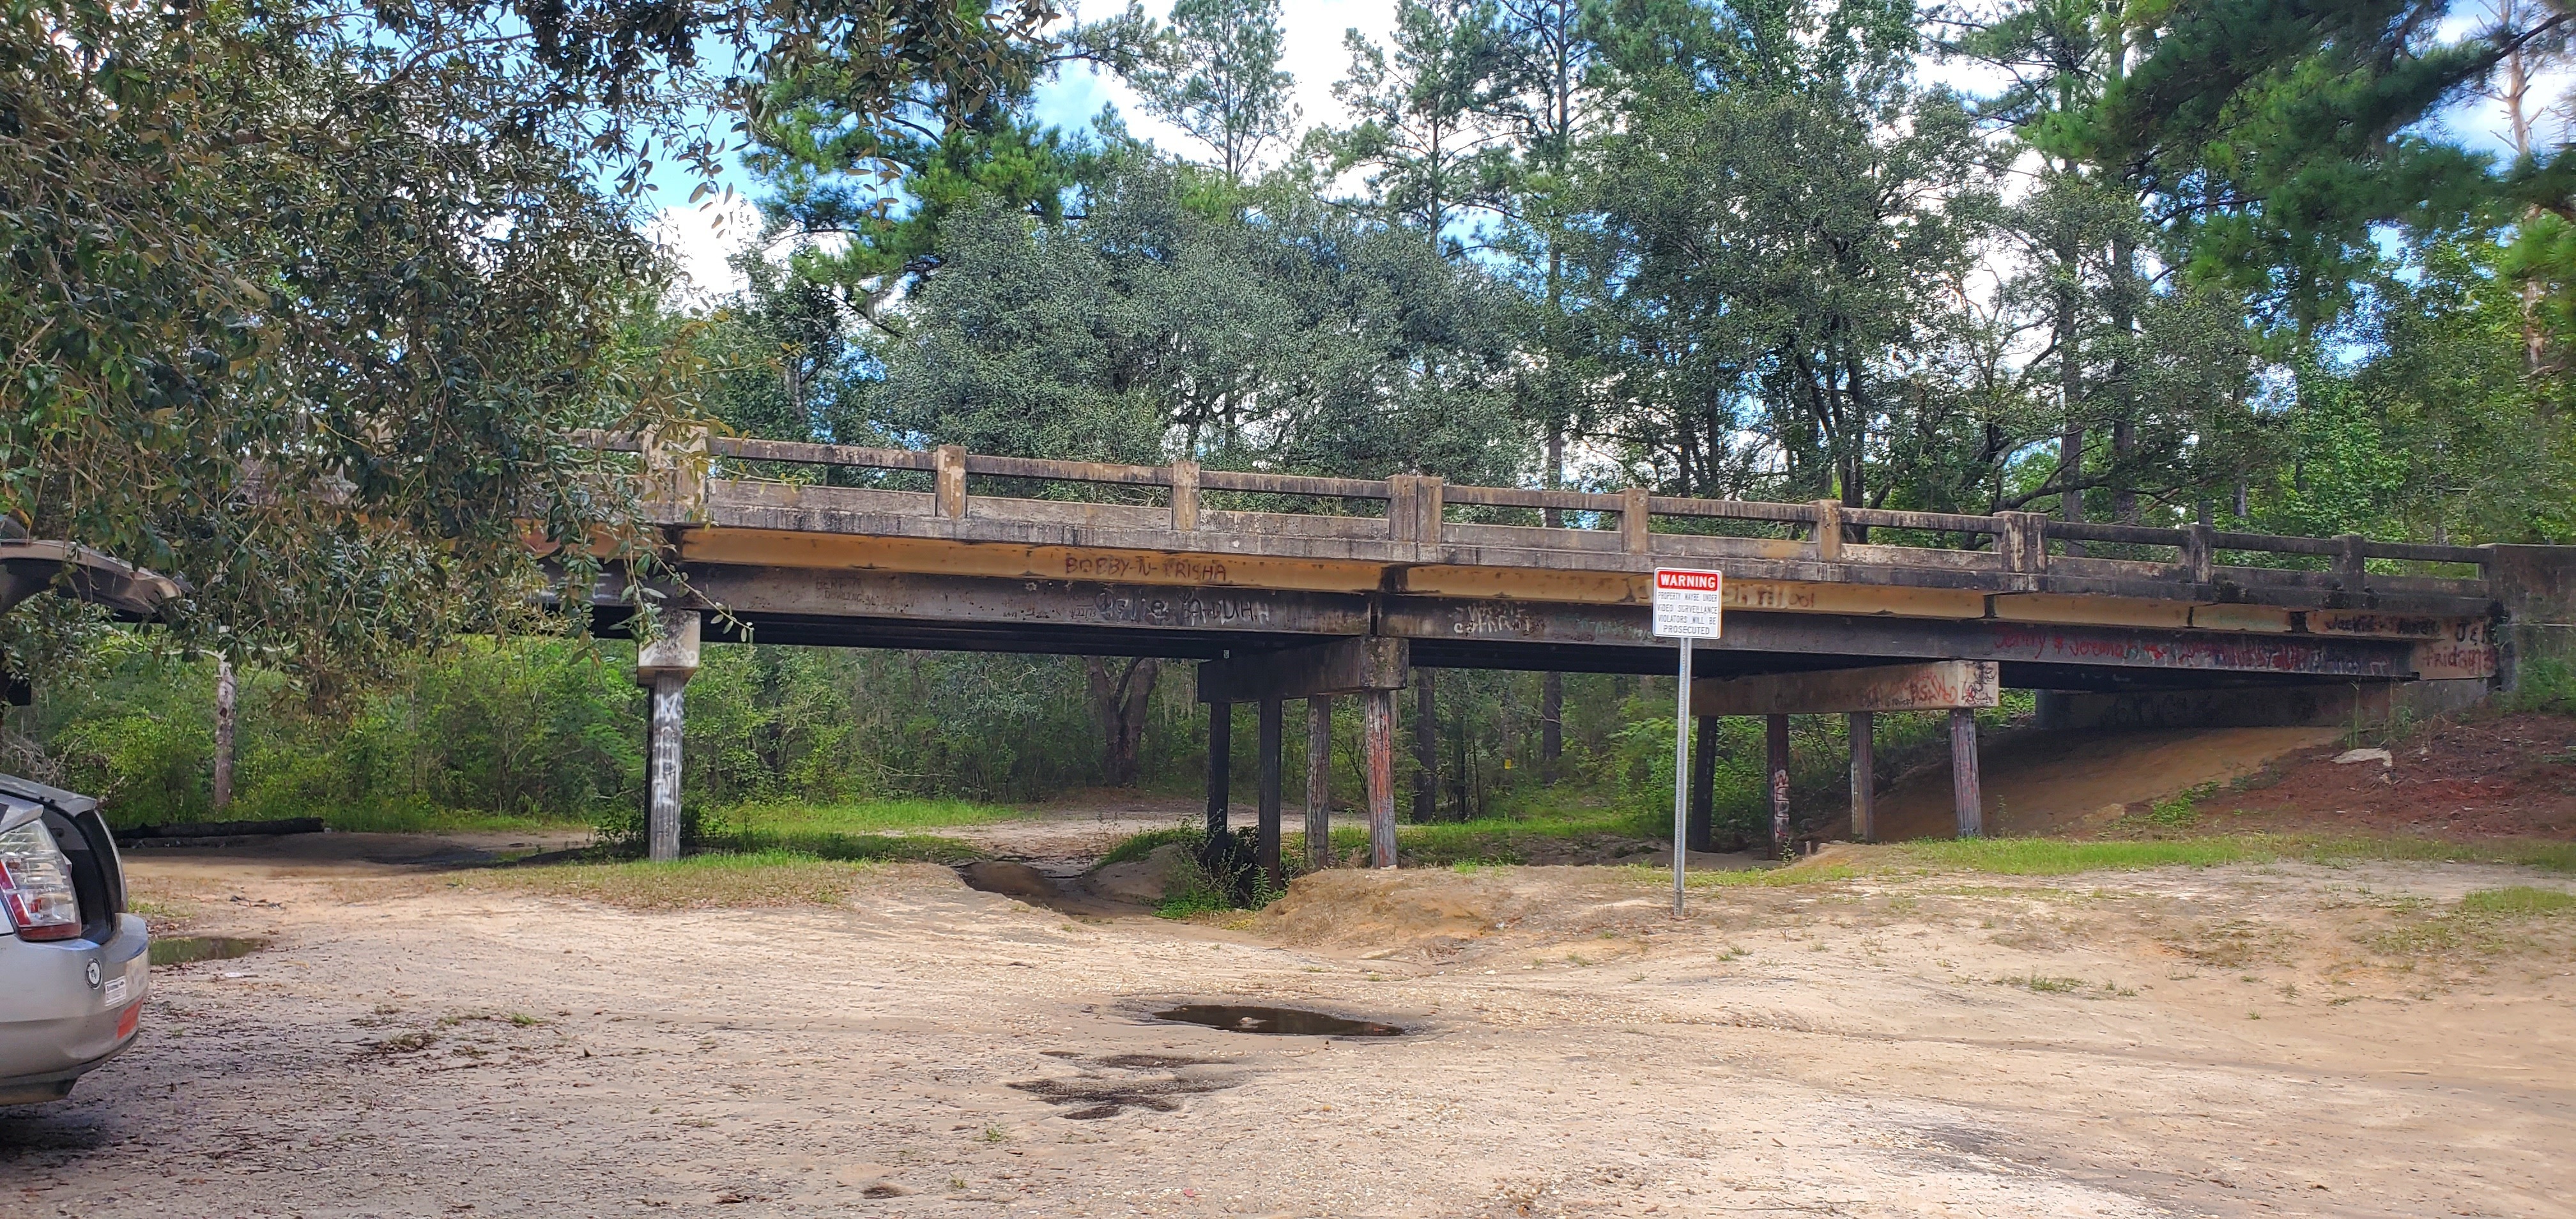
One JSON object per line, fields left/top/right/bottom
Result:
{"left": 646, "top": 192, "right": 763, "bottom": 305}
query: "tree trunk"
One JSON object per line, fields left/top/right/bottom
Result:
{"left": 1413, "top": 670, "right": 1438, "bottom": 822}
{"left": 1541, "top": 425, "right": 1565, "bottom": 774}
{"left": 1085, "top": 657, "right": 1160, "bottom": 787}
{"left": 1540, "top": 671, "right": 1563, "bottom": 774}
{"left": 2055, "top": 157, "right": 2087, "bottom": 556}
{"left": 2109, "top": 227, "right": 2139, "bottom": 524}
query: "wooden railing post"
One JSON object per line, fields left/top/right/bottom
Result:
{"left": 1621, "top": 487, "right": 1651, "bottom": 555}
{"left": 2001, "top": 512, "right": 2048, "bottom": 576}
{"left": 934, "top": 444, "right": 968, "bottom": 519}
{"left": 2181, "top": 523, "right": 2216, "bottom": 584}
{"left": 1417, "top": 476, "right": 1445, "bottom": 559}
{"left": 1386, "top": 474, "right": 1419, "bottom": 546}
{"left": 2337, "top": 533, "right": 2368, "bottom": 590}
{"left": 1810, "top": 499, "right": 1844, "bottom": 562}
{"left": 1170, "top": 459, "right": 1200, "bottom": 532}
{"left": 641, "top": 422, "right": 710, "bottom": 523}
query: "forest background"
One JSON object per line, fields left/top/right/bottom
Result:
{"left": 11, "top": 0, "right": 2576, "bottom": 847}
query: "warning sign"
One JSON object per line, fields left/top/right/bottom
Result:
{"left": 1652, "top": 568, "right": 1724, "bottom": 639}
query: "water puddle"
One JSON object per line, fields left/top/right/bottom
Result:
{"left": 1151, "top": 1004, "right": 1405, "bottom": 1037}
{"left": 1009, "top": 1051, "right": 1239, "bottom": 1119}
{"left": 150, "top": 937, "right": 268, "bottom": 967}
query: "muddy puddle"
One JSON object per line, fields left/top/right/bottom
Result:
{"left": 150, "top": 937, "right": 268, "bottom": 967}
{"left": 1152, "top": 1004, "right": 1405, "bottom": 1036}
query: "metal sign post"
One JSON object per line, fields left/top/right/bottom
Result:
{"left": 1650, "top": 569, "right": 1723, "bottom": 916}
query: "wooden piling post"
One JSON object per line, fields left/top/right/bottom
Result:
{"left": 1205, "top": 699, "right": 1231, "bottom": 843}
{"left": 1766, "top": 713, "right": 1792, "bottom": 857}
{"left": 1951, "top": 707, "right": 1982, "bottom": 838}
{"left": 1306, "top": 696, "right": 1333, "bottom": 871}
{"left": 1257, "top": 697, "right": 1284, "bottom": 893}
{"left": 1686, "top": 716, "right": 1717, "bottom": 852}
{"left": 1848, "top": 711, "right": 1875, "bottom": 843}
{"left": 1363, "top": 689, "right": 1397, "bottom": 868}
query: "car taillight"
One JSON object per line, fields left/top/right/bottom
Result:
{"left": 0, "top": 820, "right": 80, "bottom": 941}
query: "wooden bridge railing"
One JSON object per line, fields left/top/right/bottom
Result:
{"left": 574, "top": 430, "right": 2492, "bottom": 588}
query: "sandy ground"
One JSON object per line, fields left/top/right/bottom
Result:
{"left": 3, "top": 836, "right": 2571, "bottom": 1219}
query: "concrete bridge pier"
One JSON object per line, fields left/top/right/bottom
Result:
{"left": 635, "top": 611, "right": 702, "bottom": 863}
{"left": 1204, "top": 638, "right": 1410, "bottom": 872}
{"left": 1694, "top": 661, "right": 2000, "bottom": 848}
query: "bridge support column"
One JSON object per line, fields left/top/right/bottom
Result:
{"left": 1204, "top": 700, "right": 1231, "bottom": 848}
{"left": 1306, "top": 697, "right": 1333, "bottom": 871}
{"left": 1257, "top": 698, "right": 1284, "bottom": 893}
{"left": 1951, "top": 709, "right": 1983, "bottom": 838}
{"left": 1765, "top": 714, "right": 1792, "bottom": 858}
{"left": 636, "top": 611, "right": 702, "bottom": 863}
{"left": 1364, "top": 689, "right": 1397, "bottom": 868}
{"left": 1692, "top": 662, "right": 2000, "bottom": 851}
{"left": 1686, "top": 716, "right": 1717, "bottom": 853}
{"left": 1198, "top": 636, "right": 1409, "bottom": 870}
{"left": 1848, "top": 712, "right": 1876, "bottom": 843}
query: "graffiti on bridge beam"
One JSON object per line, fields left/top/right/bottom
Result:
{"left": 2310, "top": 612, "right": 2445, "bottom": 639}
{"left": 1092, "top": 590, "right": 1275, "bottom": 628}
{"left": 1445, "top": 602, "right": 1545, "bottom": 638}
{"left": 2411, "top": 620, "right": 2499, "bottom": 679}
{"left": 1987, "top": 624, "right": 2398, "bottom": 675}
{"left": 1063, "top": 553, "right": 1232, "bottom": 584}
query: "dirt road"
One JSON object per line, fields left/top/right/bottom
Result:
{"left": 3, "top": 843, "right": 2570, "bottom": 1218}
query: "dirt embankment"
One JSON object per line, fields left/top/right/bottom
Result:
{"left": 1851, "top": 710, "right": 2576, "bottom": 845}
{"left": 2204, "top": 712, "right": 2576, "bottom": 839}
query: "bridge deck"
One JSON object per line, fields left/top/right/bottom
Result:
{"left": 598, "top": 434, "right": 2502, "bottom": 689}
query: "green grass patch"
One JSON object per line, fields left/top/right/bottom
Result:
{"left": 2145, "top": 782, "right": 2218, "bottom": 828}
{"left": 716, "top": 797, "right": 1020, "bottom": 836}
{"left": 1884, "top": 837, "right": 2273, "bottom": 875}
{"left": 1094, "top": 826, "right": 1201, "bottom": 870}
{"left": 691, "top": 829, "right": 982, "bottom": 864}
{"left": 2460, "top": 885, "right": 2576, "bottom": 915}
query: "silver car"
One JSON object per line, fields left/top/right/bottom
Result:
{"left": 0, "top": 774, "right": 147, "bottom": 1105}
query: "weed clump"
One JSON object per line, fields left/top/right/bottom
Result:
{"left": 2459, "top": 886, "right": 2576, "bottom": 916}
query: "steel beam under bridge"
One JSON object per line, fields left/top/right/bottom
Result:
{"left": 618, "top": 567, "right": 2428, "bottom": 691}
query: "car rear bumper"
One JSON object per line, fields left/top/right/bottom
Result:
{"left": 0, "top": 913, "right": 148, "bottom": 1102}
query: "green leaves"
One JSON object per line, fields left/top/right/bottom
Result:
{"left": 0, "top": 0, "right": 688, "bottom": 688}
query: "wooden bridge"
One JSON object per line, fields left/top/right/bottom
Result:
{"left": 581, "top": 431, "right": 2574, "bottom": 872}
